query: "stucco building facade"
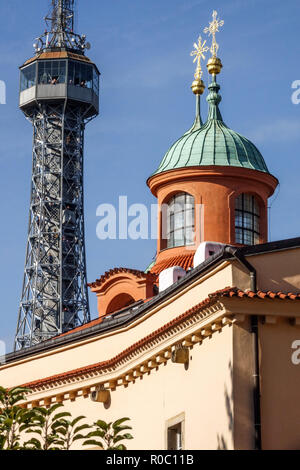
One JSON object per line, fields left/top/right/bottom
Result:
{"left": 1, "top": 10, "right": 300, "bottom": 451}
{"left": 1, "top": 240, "right": 300, "bottom": 449}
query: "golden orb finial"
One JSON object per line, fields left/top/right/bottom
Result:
{"left": 190, "top": 35, "right": 209, "bottom": 95}
{"left": 191, "top": 79, "right": 205, "bottom": 95}
{"left": 204, "top": 10, "right": 224, "bottom": 75}
{"left": 207, "top": 56, "right": 223, "bottom": 75}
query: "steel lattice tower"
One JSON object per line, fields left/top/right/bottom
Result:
{"left": 15, "top": 0, "right": 99, "bottom": 350}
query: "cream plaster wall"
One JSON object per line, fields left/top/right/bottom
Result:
{"left": 248, "top": 248, "right": 300, "bottom": 292}
{"left": 259, "top": 319, "right": 300, "bottom": 450}
{"left": 1, "top": 250, "right": 300, "bottom": 449}
{"left": 57, "top": 324, "right": 234, "bottom": 450}
{"left": 0, "top": 262, "right": 233, "bottom": 388}
{"left": 232, "top": 319, "right": 255, "bottom": 450}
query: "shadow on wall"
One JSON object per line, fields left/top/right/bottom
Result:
{"left": 217, "top": 360, "right": 233, "bottom": 450}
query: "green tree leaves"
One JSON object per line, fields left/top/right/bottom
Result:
{"left": 0, "top": 386, "right": 34, "bottom": 450}
{"left": 52, "top": 415, "right": 91, "bottom": 450}
{"left": 83, "top": 417, "right": 133, "bottom": 450}
{"left": 0, "top": 386, "right": 133, "bottom": 450}
{"left": 24, "top": 403, "right": 72, "bottom": 450}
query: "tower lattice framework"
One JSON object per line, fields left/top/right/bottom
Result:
{"left": 15, "top": 0, "right": 99, "bottom": 349}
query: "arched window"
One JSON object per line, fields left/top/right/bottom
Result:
{"left": 106, "top": 293, "right": 135, "bottom": 315}
{"left": 166, "top": 193, "right": 195, "bottom": 249}
{"left": 235, "top": 194, "right": 260, "bottom": 245}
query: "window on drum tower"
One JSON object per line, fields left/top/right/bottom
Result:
{"left": 235, "top": 193, "right": 260, "bottom": 245}
{"left": 166, "top": 193, "right": 195, "bottom": 249}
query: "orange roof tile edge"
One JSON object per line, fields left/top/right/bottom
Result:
{"left": 220, "top": 288, "right": 300, "bottom": 300}
{"left": 57, "top": 317, "right": 103, "bottom": 338}
{"left": 55, "top": 298, "right": 155, "bottom": 340}
{"left": 21, "top": 287, "right": 300, "bottom": 390}
{"left": 57, "top": 298, "right": 154, "bottom": 339}
{"left": 88, "top": 267, "right": 157, "bottom": 288}
{"left": 150, "top": 254, "right": 194, "bottom": 275}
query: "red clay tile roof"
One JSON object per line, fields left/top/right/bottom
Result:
{"left": 53, "top": 287, "right": 300, "bottom": 341}
{"left": 214, "top": 288, "right": 300, "bottom": 300}
{"left": 22, "top": 289, "right": 224, "bottom": 389}
{"left": 57, "top": 317, "right": 103, "bottom": 338}
{"left": 88, "top": 267, "right": 156, "bottom": 288}
{"left": 56, "top": 298, "right": 154, "bottom": 340}
{"left": 21, "top": 287, "right": 300, "bottom": 390}
{"left": 150, "top": 253, "right": 194, "bottom": 275}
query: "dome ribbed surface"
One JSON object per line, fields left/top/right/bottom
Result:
{"left": 154, "top": 120, "right": 269, "bottom": 174}
{"left": 153, "top": 78, "right": 269, "bottom": 176}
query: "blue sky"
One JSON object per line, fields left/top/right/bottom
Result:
{"left": 0, "top": 0, "right": 299, "bottom": 352}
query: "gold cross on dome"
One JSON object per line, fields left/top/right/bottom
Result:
{"left": 190, "top": 36, "right": 209, "bottom": 79}
{"left": 204, "top": 10, "right": 224, "bottom": 57}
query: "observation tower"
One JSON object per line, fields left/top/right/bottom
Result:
{"left": 15, "top": 0, "right": 99, "bottom": 349}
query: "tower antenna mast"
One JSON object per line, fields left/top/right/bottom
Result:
{"left": 49, "top": 0, "right": 75, "bottom": 34}
{"left": 34, "top": 0, "right": 89, "bottom": 53}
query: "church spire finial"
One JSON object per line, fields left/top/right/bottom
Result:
{"left": 188, "top": 35, "right": 208, "bottom": 132}
{"left": 204, "top": 11, "right": 224, "bottom": 121}
{"left": 204, "top": 10, "right": 224, "bottom": 76}
{"left": 190, "top": 35, "right": 209, "bottom": 86}
{"left": 206, "top": 75, "right": 223, "bottom": 121}
{"left": 204, "top": 10, "right": 224, "bottom": 58}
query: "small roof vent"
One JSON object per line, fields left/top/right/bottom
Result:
{"left": 193, "top": 242, "right": 225, "bottom": 268}
{"left": 159, "top": 266, "right": 186, "bottom": 293}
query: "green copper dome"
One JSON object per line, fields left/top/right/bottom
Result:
{"left": 153, "top": 78, "right": 269, "bottom": 175}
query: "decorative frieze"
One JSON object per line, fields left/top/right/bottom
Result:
{"left": 21, "top": 300, "right": 298, "bottom": 407}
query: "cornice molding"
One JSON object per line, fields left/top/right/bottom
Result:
{"left": 19, "top": 287, "right": 300, "bottom": 408}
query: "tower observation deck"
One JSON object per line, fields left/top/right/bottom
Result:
{"left": 15, "top": 0, "right": 100, "bottom": 350}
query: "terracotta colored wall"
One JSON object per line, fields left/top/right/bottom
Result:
{"left": 90, "top": 272, "right": 156, "bottom": 318}
{"left": 148, "top": 166, "right": 278, "bottom": 267}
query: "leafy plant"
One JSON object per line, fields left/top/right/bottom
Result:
{"left": 83, "top": 417, "right": 133, "bottom": 450}
{"left": 53, "top": 415, "right": 90, "bottom": 450}
{"left": 25, "top": 403, "right": 71, "bottom": 450}
{"left": 0, "top": 386, "right": 35, "bottom": 450}
{"left": 0, "top": 385, "right": 134, "bottom": 450}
